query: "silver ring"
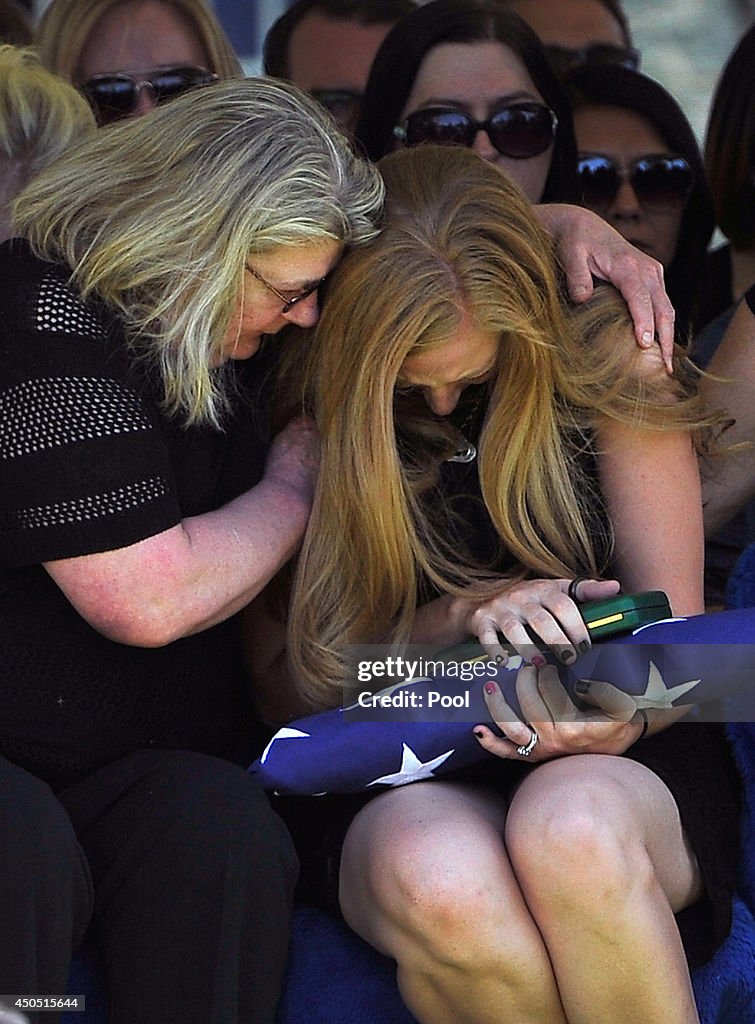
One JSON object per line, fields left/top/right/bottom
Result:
{"left": 516, "top": 726, "right": 539, "bottom": 757}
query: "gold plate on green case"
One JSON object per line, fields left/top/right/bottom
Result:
{"left": 437, "top": 590, "right": 671, "bottom": 661}
{"left": 581, "top": 590, "right": 671, "bottom": 639}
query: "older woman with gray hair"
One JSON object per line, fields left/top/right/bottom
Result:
{"left": 0, "top": 75, "right": 383, "bottom": 1024}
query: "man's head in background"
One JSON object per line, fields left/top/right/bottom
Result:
{"left": 503, "top": 0, "right": 638, "bottom": 78}
{"left": 263, "top": 0, "right": 416, "bottom": 134}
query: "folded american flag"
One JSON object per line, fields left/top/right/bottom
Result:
{"left": 249, "top": 608, "right": 755, "bottom": 795}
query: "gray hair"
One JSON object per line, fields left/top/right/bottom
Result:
{"left": 14, "top": 76, "right": 385, "bottom": 424}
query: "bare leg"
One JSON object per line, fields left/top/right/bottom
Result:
{"left": 339, "top": 780, "right": 568, "bottom": 1024}
{"left": 506, "top": 754, "right": 702, "bottom": 1024}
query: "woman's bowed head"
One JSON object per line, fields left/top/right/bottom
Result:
{"left": 12, "top": 76, "right": 384, "bottom": 427}
{"left": 287, "top": 144, "right": 710, "bottom": 709}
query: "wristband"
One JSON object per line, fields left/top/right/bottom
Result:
{"left": 634, "top": 708, "right": 650, "bottom": 740}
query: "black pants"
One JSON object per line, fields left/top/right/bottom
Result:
{"left": 0, "top": 750, "right": 297, "bottom": 1024}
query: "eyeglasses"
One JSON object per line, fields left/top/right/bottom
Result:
{"left": 393, "top": 102, "right": 558, "bottom": 159}
{"left": 246, "top": 264, "right": 326, "bottom": 314}
{"left": 311, "top": 88, "right": 362, "bottom": 129}
{"left": 80, "top": 65, "right": 218, "bottom": 124}
{"left": 545, "top": 43, "right": 640, "bottom": 77}
{"left": 577, "top": 153, "right": 694, "bottom": 212}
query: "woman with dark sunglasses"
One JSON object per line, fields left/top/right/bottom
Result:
{"left": 566, "top": 64, "right": 715, "bottom": 340}
{"left": 35, "top": 0, "right": 240, "bottom": 124}
{"left": 355, "top": 0, "right": 579, "bottom": 203}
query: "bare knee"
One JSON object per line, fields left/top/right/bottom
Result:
{"left": 342, "top": 798, "right": 495, "bottom": 960}
{"left": 506, "top": 757, "right": 656, "bottom": 906}
{"left": 340, "top": 785, "right": 556, "bottom": 996}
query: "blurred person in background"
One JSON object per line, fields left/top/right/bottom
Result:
{"left": 0, "top": 44, "right": 95, "bottom": 242}
{"left": 503, "top": 0, "right": 638, "bottom": 78}
{"left": 701, "top": 286, "right": 755, "bottom": 548}
{"left": 263, "top": 0, "right": 416, "bottom": 136}
{"left": 688, "top": 24, "right": 755, "bottom": 608}
{"left": 35, "top": 0, "right": 241, "bottom": 125}
{"left": 0, "top": 0, "right": 32, "bottom": 45}
{"left": 567, "top": 64, "right": 714, "bottom": 341}
{"left": 694, "top": 21, "right": 755, "bottom": 351}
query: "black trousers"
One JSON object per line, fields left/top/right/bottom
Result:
{"left": 0, "top": 749, "right": 297, "bottom": 1024}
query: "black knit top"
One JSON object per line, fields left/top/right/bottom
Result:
{"left": 0, "top": 240, "right": 271, "bottom": 789}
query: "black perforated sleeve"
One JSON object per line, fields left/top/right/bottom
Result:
{"left": 0, "top": 243, "right": 181, "bottom": 565}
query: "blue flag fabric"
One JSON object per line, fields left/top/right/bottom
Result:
{"left": 249, "top": 608, "right": 755, "bottom": 795}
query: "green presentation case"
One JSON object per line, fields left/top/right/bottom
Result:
{"left": 437, "top": 590, "right": 672, "bottom": 663}
{"left": 581, "top": 590, "right": 672, "bottom": 639}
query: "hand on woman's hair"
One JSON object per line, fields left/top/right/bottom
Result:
{"left": 535, "top": 203, "right": 675, "bottom": 373}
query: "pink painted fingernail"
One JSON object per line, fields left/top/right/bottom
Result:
{"left": 532, "top": 654, "right": 546, "bottom": 668}
{"left": 484, "top": 682, "right": 497, "bottom": 695}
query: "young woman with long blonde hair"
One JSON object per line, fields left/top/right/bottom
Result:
{"left": 276, "top": 145, "right": 740, "bottom": 1024}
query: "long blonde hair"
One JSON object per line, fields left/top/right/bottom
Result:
{"left": 287, "top": 145, "right": 707, "bottom": 707}
{"left": 13, "top": 77, "right": 384, "bottom": 425}
{"left": 36, "top": 0, "right": 243, "bottom": 82}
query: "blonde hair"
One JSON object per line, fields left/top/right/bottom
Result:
{"left": 0, "top": 44, "right": 95, "bottom": 240}
{"left": 13, "top": 77, "right": 384, "bottom": 425}
{"left": 0, "top": 43, "right": 95, "bottom": 175}
{"left": 35, "top": 0, "right": 243, "bottom": 83}
{"left": 288, "top": 145, "right": 707, "bottom": 707}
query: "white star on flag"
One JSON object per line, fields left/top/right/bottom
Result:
{"left": 582, "top": 660, "right": 701, "bottom": 710}
{"left": 633, "top": 660, "right": 701, "bottom": 708}
{"left": 367, "top": 742, "right": 455, "bottom": 787}
{"left": 260, "top": 727, "right": 310, "bottom": 764}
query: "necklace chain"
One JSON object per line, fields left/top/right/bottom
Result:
{"left": 446, "top": 390, "right": 483, "bottom": 463}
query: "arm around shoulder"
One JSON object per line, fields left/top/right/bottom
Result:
{"left": 534, "top": 203, "right": 674, "bottom": 369}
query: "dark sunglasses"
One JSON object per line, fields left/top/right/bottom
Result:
{"left": 545, "top": 43, "right": 640, "bottom": 77}
{"left": 81, "top": 65, "right": 218, "bottom": 124}
{"left": 393, "top": 102, "right": 558, "bottom": 159}
{"left": 577, "top": 153, "right": 694, "bottom": 212}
